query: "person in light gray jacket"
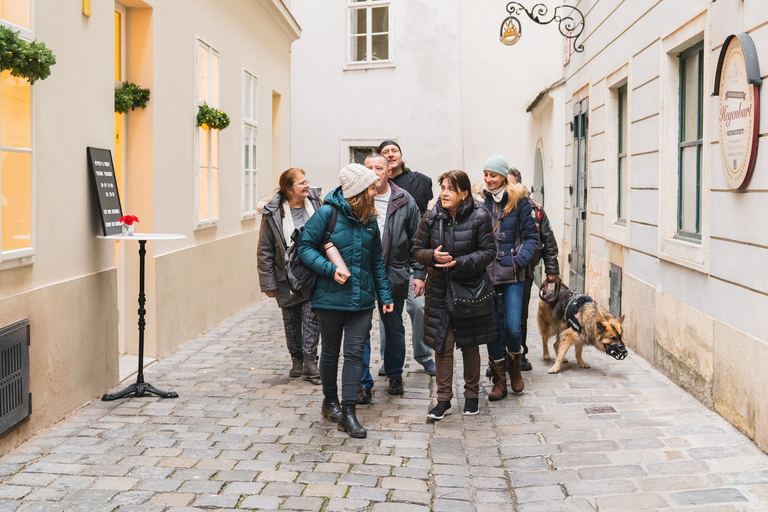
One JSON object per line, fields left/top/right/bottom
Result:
{"left": 257, "top": 168, "right": 323, "bottom": 382}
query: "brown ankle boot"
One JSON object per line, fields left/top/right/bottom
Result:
{"left": 488, "top": 358, "right": 507, "bottom": 401}
{"left": 506, "top": 351, "right": 525, "bottom": 393}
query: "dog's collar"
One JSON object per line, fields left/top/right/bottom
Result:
{"left": 565, "top": 294, "right": 594, "bottom": 333}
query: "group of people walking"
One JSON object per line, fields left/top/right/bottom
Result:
{"left": 258, "top": 141, "right": 559, "bottom": 438}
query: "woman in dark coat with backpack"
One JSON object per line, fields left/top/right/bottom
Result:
{"left": 297, "top": 163, "right": 393, "bottom": 439}
{"left": 477, "top": 154, "right": 539, "bottom": 399}
{"left": 413, "top": 170, "right": 496, "bottom": 420}
{"left": 257, "top": 168, "right": 323, "bottom": 382}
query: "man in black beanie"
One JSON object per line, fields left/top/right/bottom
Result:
{"left": 375, "top": 140, "right": 435, "bottom": 376}
{"left": 377, "top": 140, "right": 433, "bottom": 215}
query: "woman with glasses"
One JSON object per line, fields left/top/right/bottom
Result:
{"left": 258, "top": 168, "right": 323, "bottom": 382}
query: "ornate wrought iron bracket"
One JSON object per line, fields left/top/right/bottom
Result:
{"left": 500, "top": 2, "right": 585, "bottom": 53}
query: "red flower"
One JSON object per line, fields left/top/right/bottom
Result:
{"left": 119, "top": 215, "right": 140, "bottom": 225}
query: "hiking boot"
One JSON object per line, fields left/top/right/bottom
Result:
{"left": 427, "top": 400, "right": 451, "bottom": 420}
{"left": 289, "top": 356, "right": 303, "bottom": 378}
{"left": 506, "top": 351, "right": 525, "bottom": 393}
{"left": 520, "top": 355, "right": 533, "bottom": 372}
{"left": 321, "top": 395, "right": 342, "bottom": 423}
{"left": 463, "top": 397, "right": 479, "bottom": 415}
{"left": 337, "top": 405, "right": 367, "bottom": 438}
{"left": 421, "top": 359, "right": 436, "bottom": 376}
{"left": 488, "top": 357, "right": 508, "bottom": 401}
{"left": 357, "top": 386, "right": 372, "bottom": 405}
{"left": 302, "top": 354, "right": 320, "bottom": 382}
{"left": 388, "top": 377, "right": 404, "bottom": 395}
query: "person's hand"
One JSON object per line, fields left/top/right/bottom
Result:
{"left": 382, "top": 303, "right": 394, "bottom": 314}
{"left": 546, "top": 274, "right": 560, "bottom": 283}
{"left": 412, "top": 278, "right": 426, "bottom": 297}
{"left": 433, "top": 245, "right": 453, "bottom": 264}
{"left": 334, "top": 268, "right": 351, "bottom": 284}
{"left": 435, "top": 260, "right": 457, "bottom": 268}
{"left": 264, "top": 290, "right": 276, "bottom": 298}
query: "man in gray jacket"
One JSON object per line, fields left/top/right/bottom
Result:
{"left": 358, "top": 153, "right": 425, "bottom": 402}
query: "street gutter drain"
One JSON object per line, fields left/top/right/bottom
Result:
{"left": 584, "top": 406, "right": 616, "bottom": 414}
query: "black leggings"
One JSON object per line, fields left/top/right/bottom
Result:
{"left": 315, "top": 308, "right": 373, "bottom": 407}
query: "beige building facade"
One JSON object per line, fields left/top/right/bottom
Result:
{"left": 0, "top": 0, "right": 298, "bottom": 452}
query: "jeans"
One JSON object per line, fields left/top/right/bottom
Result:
{"left": 315, "top": 308, "right": 373, "bottom": 407}
{"left": 361, "top": 299, "right": 406, "bottom": 389}
{"left": 521, "top": 277, "right": 534, "bottom": 355}
{"left": 280, "top": 301, "right": 320, "bottom": 358}
{"left": 486, "top": 281, "right": 525, "bottom": 361}
{"left": 379, "top": 272, "right": 433, "bottom": 365}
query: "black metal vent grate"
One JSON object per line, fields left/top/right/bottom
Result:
{"left": 0, "top": 319, "right": 30, "bottom": 436}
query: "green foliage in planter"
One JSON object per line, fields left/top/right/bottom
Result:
{"left": 197, "top": 102, "right": 230, "bottom": 130}
{"left": 115, "top": 82, "right": 150, "bottom": 114}
{"left": 0, "top": 25, "right": 56, "bottom": 84}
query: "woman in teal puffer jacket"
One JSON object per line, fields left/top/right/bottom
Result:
{"left": 297, "top": 163, "right": 393, "bottom": 438}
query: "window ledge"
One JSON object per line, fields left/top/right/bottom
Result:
{"left": 605, "top": 220, "right": 630, "bottom": 247}
{"left": 659, "top": 235, "right": 708, "bottom": 273}
{"left": 0, "top": 253, "right": 34, "bottom": 272}
{"left": 344, "top": 61, "right": 395, "bottom": 72}
{"left": 241, "top": 213, "right": 258, "bottom": 221}
{"left": 194, "top": 220, "right": 218, "bottom": 231}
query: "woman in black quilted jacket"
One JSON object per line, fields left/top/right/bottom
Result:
{"left": 413, "top": 170, "right": 496, "bottom": 419}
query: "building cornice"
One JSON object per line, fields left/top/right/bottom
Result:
{"left": 256, "top": 0, "right": 301, "bottom": 42}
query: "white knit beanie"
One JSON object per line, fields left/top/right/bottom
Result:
{"left": 339, "top": 163, "right": 379, "bottom": 199}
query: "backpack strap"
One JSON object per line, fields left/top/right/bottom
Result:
{"left": 322, "top": 205, "right": 338, "bottom": 247}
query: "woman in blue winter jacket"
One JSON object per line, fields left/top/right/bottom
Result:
{"left": 297, "top": 163, "right": 393, "bottom": 438}
{"left": 477, "top": 154, "right": 539, "bottom": 397}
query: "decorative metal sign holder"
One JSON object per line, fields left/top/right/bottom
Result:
{"left": 500, "top": 2, "right": 585, "bottom": 52}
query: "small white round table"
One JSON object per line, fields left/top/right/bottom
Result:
{"left": 98, "top": 233, "right": 186, "bottom": 400}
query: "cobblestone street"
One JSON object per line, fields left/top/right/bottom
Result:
{"left": 1, "top": 297, "right": 768, "bottom": 511}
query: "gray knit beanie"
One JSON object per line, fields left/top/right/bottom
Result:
{"left": 339, "top": 163, "right": 379, "bottom": 199}
{"left": 483, "top": 154, "right": 509, "bottom": 178}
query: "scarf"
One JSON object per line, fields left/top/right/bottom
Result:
{"left": 282, "top": 198, "right": 316, "bottom": 248}
{"left": 483, "top": 184, "right": 506, "bottom": 203}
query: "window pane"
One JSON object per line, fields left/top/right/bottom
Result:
{"left": 211, "top": 127, "right": 218, "bottom": 167}
{"left": 1, "top": 71, "right": 31, "bottom": 148}
{"left": 372, "top": 34, "right": 388, "bottom": 61}
{"left": 243, "top": 126, "right": 251, "bottom": 169}
{"left": 351, "top": 8, "right": 366, "bottom": 35}
{"left": 619, "top": 88, "right": 627, "bottom": 153}
{"left": 211, "top": 167, "right": 219, "bottom": 218}
{"left": 683, "top": 52, "right": 700, "bottom": 142}
{"left": 351, "top": 35, "right": 367, "bottom": 62}
{"left": 252, "top": 179, "right": 258, "bottom": 214}
{"left": 252, "top": 81, "right": 258, "bottom": 121}
{"left": 199, "top": 166, "right": 208, "bottom": 220}
{"left": 244, "top": 171, "right": 252, "bottom": 214}
{"left": 251, "top": 129, "right": 257, "bottom": 170}
{"left": 680, "top": 146, "right": 699, "bottom": 233}
{"left": 244, "top": 74, "right": 252, "bottom": 120}
{"left": 618, "top": 156, "right": 626, "bottom": 220}
{"left": 1, "top": 151, "right": 32, "bottom": 251}
{"left": 211, "top": 53, "right": 219, "bottom": 106}
{"left": 198, "top": 127, "right": 208, "bottom": 165}
{"left": 198, "top": 45, "right": 209, "bottom": 102}
{"left": 372, "top": 7, "right": 388, "bottom": 33}
{"left": 2, "top": 0, "right": 31, "bottom": 30}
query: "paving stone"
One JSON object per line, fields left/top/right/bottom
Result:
{"left": 670, "top": 488, "right": 749, "bottom": 506}
{"left": 325, "top": 498, "right": 370, "bottom": 511}
{"left": 514, "top": 485, "right": 566, "bottom": 503}
{"left": 346, "top": 487, "right": 389, "bottom": 501}
{"left": 239, "top": 494, "right": 282, "bottom": 509}
{"left": 283, "top": 496, "right": 325, "bottom": 510}
{"left": 191, "top": 493, "right": 240, "bottom": 508}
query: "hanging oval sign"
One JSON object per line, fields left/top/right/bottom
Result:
{"left": 715, "top": 34, "right": 761, "bottom": 190}
{"left": 500, "top": 16, "right": 522, "bottom": 46}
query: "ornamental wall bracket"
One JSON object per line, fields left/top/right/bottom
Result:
{"left": 500, "top": 2, "right": 585, "bottom": 53}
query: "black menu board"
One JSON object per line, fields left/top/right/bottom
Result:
{"left": 87, "top": 147, "right": 123, "bottom": 236}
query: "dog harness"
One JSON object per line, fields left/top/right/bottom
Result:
{"left": 565, "top": 294, "right": 594, "bottom": 333}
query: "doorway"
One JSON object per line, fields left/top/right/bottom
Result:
{"left": 570, "top": 98, "right": 588, "bottom": 294}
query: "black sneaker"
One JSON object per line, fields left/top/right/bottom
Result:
{"left": 520, "top": 356, "right": 533, "bottom": 372}
{"left": 357, "top": 386, "right": 372, "bottom": 405}
{"left": 378, "top": 365, "right": 386, "bottom": 377}
{"left": 463, "top": 398, "right": 479, "bottom": 415}
{"left": 388, "top": 377, "right": 404, "bottom": 395}
{"left": 427, "top": 401, "right": 451, "bottom": 420}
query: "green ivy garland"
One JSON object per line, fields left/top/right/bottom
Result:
{"left": 196, "top": 102, "right": 230, "bottom": 130}
{"left": 0, "top": 25, "right": 56, "bottom": 84}
{"left": 115, "top": 82, "right": 150, "bottom": 114}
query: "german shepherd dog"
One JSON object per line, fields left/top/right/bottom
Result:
{"left": 537, "top": 284, "right": 627, "bottom": 374}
